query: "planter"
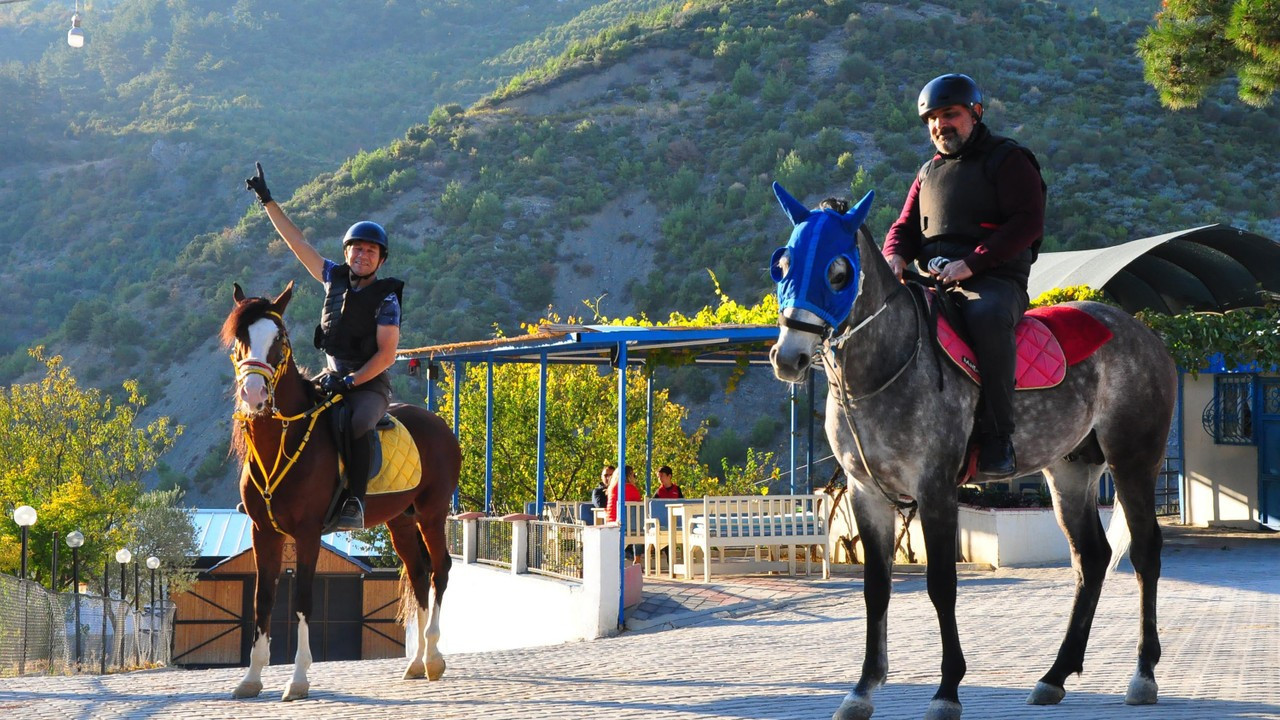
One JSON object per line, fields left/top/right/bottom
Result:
{"left": 829, "top": 500, "right": 1115, "bottom": 569}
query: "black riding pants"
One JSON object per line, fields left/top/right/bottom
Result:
{"left": 946, "top": 274, "right": 1028, "bottom": 439}
{"left": 344, "top": 372, "right": 392, "bottom": 497}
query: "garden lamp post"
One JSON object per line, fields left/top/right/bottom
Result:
{"left": 146, "top": 556, "right": 159, "bottom": 663}
{"left": 13, "top": 505, "right": 37, "bottom": 580}
{"left": 13, "top": 505, "right": 36, "bottom": 675}
{"left": 66, "top": 531, "right": 84, "bottom": 669}
{"left": 114, "top": 548, "right": 131, "bottom": 599}
{"left": 115, "top": 548, "right": 131, "bottom": 669}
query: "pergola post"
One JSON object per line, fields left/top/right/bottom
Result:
{"left": 536, "top": 354, "right": 548, "bottom": 516}
{"left": 614, "top": 342, "right": 629, "bottom": 630}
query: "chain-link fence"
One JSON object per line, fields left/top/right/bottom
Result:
{"left": 0, "top": 573, "right": 174, "bottom": 677}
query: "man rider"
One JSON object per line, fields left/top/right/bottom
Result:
{"left": 246, "top": 163, "right": 403, "bottom": 529}
{"left": 881, "top": 74, "right": 1046, "bottom": 479}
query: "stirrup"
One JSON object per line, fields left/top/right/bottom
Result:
{"left": 336, "top": 499, "right": 365, "bottom": 530}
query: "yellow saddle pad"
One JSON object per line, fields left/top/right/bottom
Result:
{"left": 367, "top": 415, "right": 422, "bottom": 496}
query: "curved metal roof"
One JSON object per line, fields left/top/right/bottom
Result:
{"left": 1028, "top": 224, "right": 1280, "bottom": 314}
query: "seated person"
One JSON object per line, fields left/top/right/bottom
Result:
{"left": 605, "top": 465, "right": 643, "bottom": 523}
{"left": 654, "top": 465, "right": 683, "bottom": 499}
{"left": 592, "top": 464, "right": 614, "bottom": 509}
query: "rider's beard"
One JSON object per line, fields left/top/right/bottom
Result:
{"left": 932, "top": 127, "right": 966, "bottom": 155}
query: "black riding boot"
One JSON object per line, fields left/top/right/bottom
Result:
{"left": 338, "top": 432, "right": 372, "bottom": 530}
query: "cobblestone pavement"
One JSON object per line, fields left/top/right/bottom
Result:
{"left": 3, "top": 525, "right": 1277, "bottom": 720}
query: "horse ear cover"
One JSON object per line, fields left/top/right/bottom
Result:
{"left": 771, "top": 182, "right": 875, "bottom": 328}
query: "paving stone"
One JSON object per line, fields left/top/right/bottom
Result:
{"left": 2, "top": 527, "right": 1276, "bottom": 720}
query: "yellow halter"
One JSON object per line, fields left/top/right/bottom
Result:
{"left": 230, "top": 311, "right": 341, "bottom": 534}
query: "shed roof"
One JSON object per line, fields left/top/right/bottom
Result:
{"left": 1028, "top": 224, "right": 1279, "bottom": 314}
{"left": 192, "top": 508, "right": 376, "bottom": 559}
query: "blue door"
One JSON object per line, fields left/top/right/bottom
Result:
{"left": 1259, "top": 378, "right": 1280, "bottom": 529}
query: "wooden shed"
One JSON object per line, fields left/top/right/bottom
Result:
{"left": 173, "top": 510, "right": 405, "bottom": 667}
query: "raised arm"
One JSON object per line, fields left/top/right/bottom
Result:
{"left": 246, "top": 162, "right": 325, "bottom": 282}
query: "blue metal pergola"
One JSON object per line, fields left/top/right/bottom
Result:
{"left": 399, "top": 322, "right": 817, "bottom": 629}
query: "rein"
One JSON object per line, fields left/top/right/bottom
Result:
{"left": 231, "top": 312, "right": 341, "bottom": 534}
{"left": 819, "top": 281, "right": 927, "bottom": 511}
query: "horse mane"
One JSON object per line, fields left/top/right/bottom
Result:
{"left": 221, "top": 295, "right": 275, "bottom": 348}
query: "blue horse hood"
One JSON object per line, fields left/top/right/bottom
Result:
{"left": 771, "top": 182, "right": 874, "bottom": 330}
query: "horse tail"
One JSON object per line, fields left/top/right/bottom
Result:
{"left": 1105, "top": 498, "right": 1131, "bottom": 574}
{"left": 396, "top": 568, "right": 417, "bottom": 626}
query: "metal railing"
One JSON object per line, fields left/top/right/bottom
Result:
{"left": 446, "top": 517, "right": 464, "bottom": 558}
{"left": 527, "top": 521, "right": 584, "bottom": 581}
{"left": 0, "top": 574, "right": 174, "bottom": 676}
{"left": 475, "top": 518, "right": 512, "bottom": 568}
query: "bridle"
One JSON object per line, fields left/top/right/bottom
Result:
{"left": 784, "top": 280, "right": 928, "bottom": 512}
{"left": 230, "top": 311, "right": 342, "bottom": 533}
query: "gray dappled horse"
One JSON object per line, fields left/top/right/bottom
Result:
{"left": 766, "top": 183, "right": 1176, "bottom": 720}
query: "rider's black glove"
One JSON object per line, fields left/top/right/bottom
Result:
{"left": 245, "top": 162, "right": 273, "bottom": 206}
{"left": 317, "top": 372, "right": 352, "bottom": 396}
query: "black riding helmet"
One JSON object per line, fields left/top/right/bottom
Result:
{"left": 342, "top": 220, "right": 389, "bottom": 257}
{"left": 917, "top": 73, "right": 983, "bottom": 122}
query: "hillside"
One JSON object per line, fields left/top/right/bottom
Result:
{"left": 4, "top": 0, "right": 1279, "bottom": 505}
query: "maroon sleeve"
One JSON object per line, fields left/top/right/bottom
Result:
{"left": 882, "top": 175, "right": 924, "bottom": 262}
{"left": 962, "top": 149, "right": 1045, "bottom": 273}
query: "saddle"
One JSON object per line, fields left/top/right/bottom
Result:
{"left": 321, "top": 403, "right": 423, "bottom": 533}
{"left": 928, "top": 291, "right": 1113, "bottom": 389}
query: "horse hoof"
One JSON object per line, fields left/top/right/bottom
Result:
{"left": 1026, "top": 681, "right": 1065, "bottom": 705}
{"left": 232, "top": 676, "right": 262, "bottom": 696}
{"left": 426, "top": 655, "right": 446, "bottom": 681}
{"left": 1125, "top": 674, "right": 1158, "bottom": 705}
{"left": 832, "top": 693, "right": 874, "bottom": 720}
{"left": 924, "top": 699, "right": 962, "bottom": 720}
{"left": 403, "top": 659, "right": 426, "bottom": 680}
{"left": 282, "top": 682, "right": 309, "bottom": 702}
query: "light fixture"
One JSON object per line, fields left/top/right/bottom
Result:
{"left": 65, "top": 530, "right": 84, "bottom": 548}
{"left": 67, "top": 1, "right": 85, "bottom": 48}
{"left": 115, "top": 548, "right": 131, "bottom": 564}
{"left": 146, "top": 556, "right": 160, "bottom": 570}
{"left": 13, "top": 505, "right": 37, "bottom": 528}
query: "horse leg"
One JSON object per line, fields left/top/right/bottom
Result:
{"left": 1110, "top": 458, "right": 1163, "bottom": 705}
{"left": 387, "top": 515, "right": 432, "bottom": 680}
{"left": 833, "top": 487, "right": 895, "bottom": 720}
{"left": 918, "top": 485, "right": 965, "bottom": 720}
{"left": 1028, "top": 459, "right": 1110, "bottom": 705}
{"left": 281, "top": 532, "right": 320, "bottom": 701}
{"left": 418, "top": 513, "right": 453, "bottom": 680}
{"left": 233, "top": 528, "right": 283, "bottom": 699}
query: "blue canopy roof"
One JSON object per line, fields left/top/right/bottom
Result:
{"left": 398, "top": 323, "right": 778, "bottom": 365}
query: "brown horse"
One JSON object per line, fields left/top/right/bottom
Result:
{"left": 221, "top": 282, "right": 460, "bottom": 701}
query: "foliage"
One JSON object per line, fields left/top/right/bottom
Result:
{"left": 1137, "top": 297, "right": 1280, "bottom": 375}
{"left": 0, "top": 348, "right": 184, "bottom": 588}
{"left": 1029, "top": 284, "right": 1112, "bottom": 308}
{"left": 1137, "top": 0, "right": 1280, "bottom": 108}
{"left": 958, "top": 485, "right": 1053, "bottom": 509}
{"left": 440, "top": 360, "right": 706, "bottom": 514}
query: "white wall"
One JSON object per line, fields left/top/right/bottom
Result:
{"left": 410, "top": 524, "right": 625, "bottom": 656}
{"left": 1182, "top": 374, "right": 1263, "bottom": 529}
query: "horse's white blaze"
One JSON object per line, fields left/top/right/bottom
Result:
{"left": 291, "top": 612, "right": 312, "bottom": 686}
{"left": 240, "top": 630, "right": 270, "bottom": 686}
{"left": 238, "top": 317, "right": 278, "bottom": 412}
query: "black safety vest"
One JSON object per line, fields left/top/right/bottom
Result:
{"left": 313, "top": 264, "right": 404, "bottom": 365}
{"left": 916, "top": 128, "right": 1044, "bottom": 282}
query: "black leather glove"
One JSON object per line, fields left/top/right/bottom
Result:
{"left": 317, "top": 372, "right": 351, "bottom": 396}
{"left": 245, "top": 161, "right": 273, "bottom": 206}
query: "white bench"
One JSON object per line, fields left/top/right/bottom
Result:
{"left": 664, "top": 494, "right": 830, "bottom": 582}
{"left": 593, "top": 501, "right": 647, "bottom": 550}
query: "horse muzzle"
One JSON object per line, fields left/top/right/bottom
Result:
{"left": 769, "top": 341, "right": 812, "bottom": 383}
{"left": 238, "top": 377, "right": 270, "bottom": 415}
